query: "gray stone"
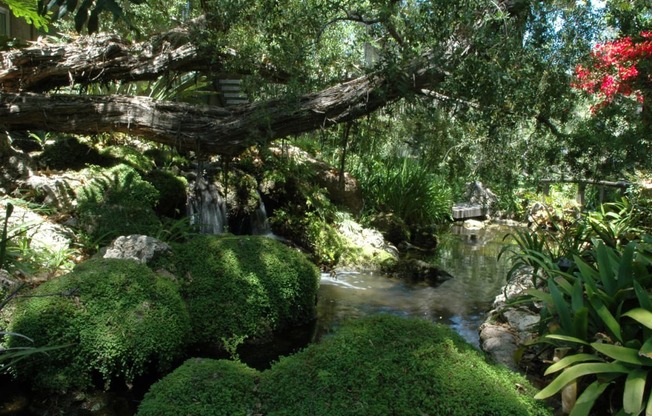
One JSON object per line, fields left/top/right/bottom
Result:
{"left": 103, "top": 235, "right": 171, "bottom": 265}
{"left": 479, "top": 323, "right": 519, "bottom": 371}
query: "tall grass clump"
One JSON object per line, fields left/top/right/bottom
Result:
{"left": 351, "top": 157, "right": 452, "bottom": 226}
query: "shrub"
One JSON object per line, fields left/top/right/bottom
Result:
{"left": 137, "top": 315, "right": 550, "bottom": 416}
{"left": 351, "top": 157, "right": 452, "bottom": 227}
{"left": 6, "top": 258, "right": 190, "bottom": 391}
{"left": 143, "top": 169, "right": 188, "bottom": 218}
{"left": 76, "top": 164, "right": 161, "bottom": 247}
{"left": 137, "top": 358, "right": 258, "bottom": 416}
{"left": 170, "top": 235, "right": 320, "bottom": 350}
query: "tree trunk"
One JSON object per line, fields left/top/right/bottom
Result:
{"left": 0, "top": 17, "right": 287, "bottom": 93}
{"left": 0, "top": 72, "right": 423, "bottom": 156}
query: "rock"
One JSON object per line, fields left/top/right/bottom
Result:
{"left": 478, "top": 323, "right": 520, "bottom": 371}
{"left": 480, "top": 267, "right": 541, "bottom": 370}
{"left": 368, "top": 213, "right": 410, "bottom": 246}
{"left": 386, "top": 258, "right": 453, "bottom": 286}
{"left": 102, "top": 235, "right": 171, "bottom": 265}
{"left": 463, "top": 219, "right": 485, "bottom": 230}
{"left": 0, "top": 202, "right": 74, "bottom": 256}
{"left": 25, "top": 173, "right": 85, "bottom": 211}
{"left": 452, "top": 181, "right": 498, "bottom": 220}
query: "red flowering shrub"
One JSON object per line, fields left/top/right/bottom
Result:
{"left": 573, "top": 31, "right": 652, "bottom": 109}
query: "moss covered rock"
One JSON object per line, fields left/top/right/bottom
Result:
{"left": 170, "top": 235, "right": 319, "bottom": 348}
{"left": 137, "top": 315, "right": 551, "bottom": 416}
{"left": 137, "top": 358, "right": 258, "bottom": 416}
{"left": 6, "top": 258, "right": 190, "bottom": 392}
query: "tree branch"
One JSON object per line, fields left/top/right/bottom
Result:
{"left": 0, "top": 71, "right": 432, "bottom": 156}
{"left": 0, "top": 16, "right": 288, "bottom": 93}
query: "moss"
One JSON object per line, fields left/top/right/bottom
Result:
{"left": 6, "top": 258, "right": 190, "bottom": 392}
{"left": 259, "top": 315, "right": 550, "bottom": 416}
{"left": 76, "top": 164, "right": 161, "bottom": 246}
{"left": 137, "top": 315, "right": 551, "bottom": 416}
{"left": 170, "top": 235, "right": 320, "bottom": 348}
{"left": 137, "top": 358, "right": 258, "bottom": 416}
{"left": 144, "top": 169, "right": 188, "bottom": 218}
{"left": 101, "top": 145, "right": 155, "bottom": 172}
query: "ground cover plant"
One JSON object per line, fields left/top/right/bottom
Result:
{"left": 168, "top": 235, "right": 320, "bottom": 352}
{"left": 5, "top": 258, "right": 190, "bottom": 391}
{"left": 137, "top": 314, "right": 551, "bottom": 416}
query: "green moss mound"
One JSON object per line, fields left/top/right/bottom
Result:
{"left": 76, "top": 164, "right": 161, "bottom": 246}
{"left": 137, "top": 315, "right": 551, "bottom": 416}
{"left": 6, "top": 258, "right": 190, "bottom": 391}
{"left": 260, "top": 315, "right": 550, "bottom": 415}
{"left": 171, "top": 235, "right": 320, "bottom": 348}
{"left": 137, "top": 358, "right": 258, "bottom": 416}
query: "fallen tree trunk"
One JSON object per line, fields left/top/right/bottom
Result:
{"left": 0, "top": 72, "right": 423, "bottom": 156}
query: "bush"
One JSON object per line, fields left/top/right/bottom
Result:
{"left": 76, "top": 164, "right": 162, "bottom": 247}
{"left": 138, "top": 315, "right": 550, "bottom": 416}
{"left": 144, "top": 169, "right": 188, "bottom": 218}
{"left": 351, "top": 157, "right": 452, "bottom": 227}
{"left": 170, "top": 235, "right": 320, "bottom": 349}
{"left": 6, "top": 258, "right": 190, "bottom": 391}
{"left": 137, "top": 358, "right": 258, "bottom": 416}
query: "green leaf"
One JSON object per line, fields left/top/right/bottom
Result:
{"left": 535, "top": 362, "right": 630, "bottom": 400}
{"left": 591, "top": 343, "right": 652, "bottom": 366}
{"left": 550, "top": 278, "right": 573, "bottom": 333}
{"left": 571, "top": 278, "right": 585, "bottom": 313}
{"left": 617, "top": 243, "right": 635, "bottom": 290}
{"left": 633, "top": 281, "right": 652, "bottom": 311}
{"left": 545, "top": 353, "right": 602, "bottom": 376}
{"left": 573, "top": 307, "right": 589, "bottom": 342}
{"left": 623, "top": 368, "right": 647, "bottom": 415}
{"left": 596, "top": 243, "right": 617, "bottom": 296}
{"left": 623, "top": 308, "right": 652, "bottom": 330}
{"left": 524, "top": 288, "right": 554, "bottom": 304}
{"left": 588, "top": 293, "right": 623, "bottom": 344}
{"left": 574, "top": 254, "right": 599, "bottom": 281}
{"left": 640, "top": 337, "right": 652, "bottom": 360}
{"left": 544, "top": 334, "right": 590, "bottom": 345}
{"left": 569, "top": 381, "right": 610, "bottom": 416}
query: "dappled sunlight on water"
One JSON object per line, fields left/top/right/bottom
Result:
{"left": 315, "top": 223, "right": 517, "bottom": 347}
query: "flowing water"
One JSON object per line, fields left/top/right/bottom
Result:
{"left": 314, "top": 222, "right": 515, "bottom": 347}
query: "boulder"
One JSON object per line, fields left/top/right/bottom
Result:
{"left": 385, "top": 258, "right": 453, "bottom": 286}
{"left": 102, "top": 235, "right": 171, "bottom": 265}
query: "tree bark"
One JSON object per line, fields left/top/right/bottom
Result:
{"left": 0, "top": 72, "right": 424, "bottom": 156}
{"left": 0, "top": 17, "right": 288, "bottom": 93}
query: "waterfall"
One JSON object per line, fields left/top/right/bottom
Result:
{"left": 250, "top": 192, "right": 272, "bottom": 235}
{"left": 187, "top": 177, "right": 226, "bottom": 234}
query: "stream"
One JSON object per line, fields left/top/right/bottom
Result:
{"left": 313, "top": 222, "right": 514, "bottom": 348}
{"left": 0, "top": 222, "right": 516, "bottom": 415}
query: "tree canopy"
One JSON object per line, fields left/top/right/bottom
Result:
{"left": 0, "top": 0, "right": 649, "bottom": 189}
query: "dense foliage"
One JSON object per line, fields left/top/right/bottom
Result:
{"left": 168, "top": 235, "right": 320, "bottom": 350}
{"left": 76, "top": 164, "right": 162, "bottom": 247}
{"left": 502, "top": 200, "right": 652, "bottom": 415}
{"left": 5, "top": 258, "right": 189, "bottom": 391}
{"left": 138, "top": 315, "right": 550, "bottom": 416}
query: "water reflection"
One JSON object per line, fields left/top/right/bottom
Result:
{"left": 314, "top": 223, "right": 515, "bottom": 348}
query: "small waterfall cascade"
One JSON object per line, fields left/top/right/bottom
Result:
{"left": 250, "top": 192, "right": 272, "bottom": 235}
{"left": 187, "top": 176, "right": 227, "bottom": 234}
